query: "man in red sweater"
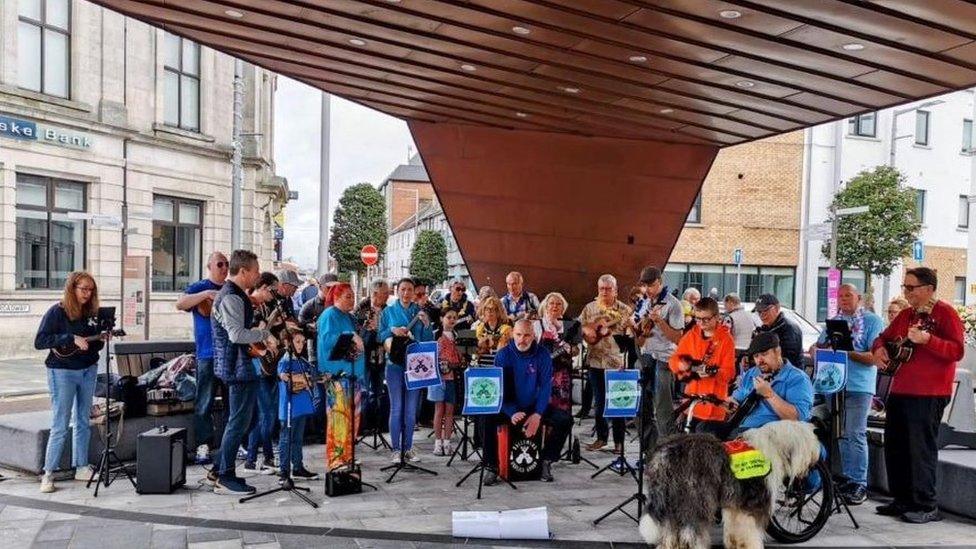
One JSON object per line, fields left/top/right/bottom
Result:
{"left": 872, "top": 267, "right": 964, "bottom": 524}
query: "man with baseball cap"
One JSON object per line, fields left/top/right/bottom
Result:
{"left": 729, "top": 332, "right": 814, "bottom": 434}
{"left": 752, "top": 293, "right": 804, "bottom": 371}
{"left": 273, "top": 269, "right": 302, "bottom": 318}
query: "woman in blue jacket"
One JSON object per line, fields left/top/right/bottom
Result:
{"left": 33, "top": 271, "right": 105, "bottom": 493}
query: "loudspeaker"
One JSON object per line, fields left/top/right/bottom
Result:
{"left": 325, "top": 467, "right": 363, "bottom": 497}
{"left": 136, "top": 426, "right": 186, "bottom": 494}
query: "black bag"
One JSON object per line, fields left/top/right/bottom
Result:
{"left": 94, "top": 373, "right": 121, "bottom": 399}
{"left": 388, "top": 335, "right": 411, "bottom": 366}
{"left": 117, "top": 375, "right": 147, "bottom": 418}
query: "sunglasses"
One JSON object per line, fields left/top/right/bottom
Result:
{"left": 214, "top": 261, "right": 228, "bottom": 268}
{"left": 901, "top": 283, "right": 931, "bottom": 291}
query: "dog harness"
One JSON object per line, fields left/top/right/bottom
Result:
{"left": 723, "top": 439, "right": 771, "bottom": 480}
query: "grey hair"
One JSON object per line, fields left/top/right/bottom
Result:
{"left": 370, "top": 279, "right": 389, "bottom": 291}
{"left": 838, "top": 283, "right": 860, "bottom": 295}
{"left": 598, "top": 274, "right": 617, "bottom": 289}
{"left": 506, "top": 271, "right": 524, "bottom": 283}
{"left": 682, "top": 287, "right": 701, "bottom": 300}
{"left": 513, "top": 318, "right": 534, "bottom": 331}
{"left": 540, "top": 292, "right": 569, "bottom": 313}
{"left": 723, "top": 292, "right": 741, "bottom": 306}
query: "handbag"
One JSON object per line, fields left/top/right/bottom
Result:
{"left": 90, "top": 399, "right": 125, "bottom": 425}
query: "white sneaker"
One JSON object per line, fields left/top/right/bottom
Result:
{"left": 443, "top": 442, "right": 454, "bottom": 456}
{"left": 433, "top": 439, "right": 443, "bottom": 456}
{"left": 75, "top": 467, "right": 98, "bottom": 482}
{"left": 40, "top": 473, "right": 55, "bottom": 493}
{"left": 195, "top": 444, "right": 211, "bottom": 464}
{"left": 390, "top": 451, "right": 402, "bottom": 464}
{"left": 403, "top": 449, "right": 421, "bottom": 463}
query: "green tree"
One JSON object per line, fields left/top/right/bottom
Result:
{"left": 328, "top": 183, "right": 387, "bottom": 275}
{"left": 410, "top": 230, "right": 448, "bottom": 286}
{"left": 821, "top": 165, "right": 922, "bottom": 306}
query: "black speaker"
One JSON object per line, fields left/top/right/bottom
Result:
{"left": 136, "top": 426, "right": 186, "bottom": 494}
{"left": 325, "top": 467, "right": 363, "bottom": 497}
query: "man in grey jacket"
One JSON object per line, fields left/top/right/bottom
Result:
{"left": 210, "top": 249, "right": 271, "bottom": 495}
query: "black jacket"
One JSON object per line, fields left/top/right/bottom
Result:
{"left": 755, "top": 312, "right": 804, "bottom": 369}
{"left": 34, "top": 303, "right": 104, "bottom": 369}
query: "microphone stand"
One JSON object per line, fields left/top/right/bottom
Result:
{"left": 88, "top": 329, "right": 135, "bottom": 496}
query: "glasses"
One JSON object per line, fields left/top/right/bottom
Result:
{"left": 694, "top": 315, "right": 715, "bottom": 322}
{"left": 75, "top": 285, "right": 95, "bottom": 293}
{"left": 215, "top": 261, "right": 228, "bottom": 268}
{"left": 598, "top": 286, "right": 614, "bottom": 292}
{"left": 901, "top": 283, "right": 931, "bottom": 292}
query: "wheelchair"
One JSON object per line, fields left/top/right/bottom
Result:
{"left": 671, "top": 392, "right": 836, "bottom": 544}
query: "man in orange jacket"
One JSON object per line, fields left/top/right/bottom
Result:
{"left": 669, "top": 297, "right": 736, "bottom": 434}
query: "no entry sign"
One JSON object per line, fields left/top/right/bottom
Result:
{"left": 360, "top": 244, "right": 379, "bottom": 266}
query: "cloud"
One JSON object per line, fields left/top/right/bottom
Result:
{"left": 274, "top": 77, "right": 415, "bottom": 270}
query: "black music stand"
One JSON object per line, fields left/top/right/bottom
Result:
{"left": 380, "top": 343, "right": 438, "bottom": 483}
{"left": 594, "top": 363, "right": 646, "bottom": 525}
{"left": 591, "top": 335, "right": 639, "bottom": 481}
{"left": 87, "top": 307, "right": 135, "bottom": 496}
{"left": 446, "top": 416, "right": 481, "bottom": 465}
{"left": 240, "top": 346, "right": 319, "bottom": 508}
{"left": 456, "top": 415, "right": 517, "bottom": 499}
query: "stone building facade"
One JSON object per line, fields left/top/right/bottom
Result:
{"left": 0, "top": 1, "right": 287, "bottom": 357}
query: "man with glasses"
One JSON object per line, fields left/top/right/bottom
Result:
{"left": 752, "top": 293, "right": 803, "bottom": 372}
{"left": 668, "top": 297, "right": 736, "bottom": 434}
{"left": 872, "top": 267, "right": 964, "bottom": 524}
{"left": 502, "top": 271, "right": 541, "bottom": 320}
{"left": 176, "top": 251, "right": 228, "bottom": 465}
{"left": 440, "top": 279, "right": 475, "bottom": 330}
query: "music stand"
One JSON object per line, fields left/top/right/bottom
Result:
{"left": 455, "top": 368, "right": 516, "bottom": 499}
{"left": 380, "top": 341, "right": 438, "bottom": 483}
{"left": 594, "top": 365, "right": 646, "bottom": 525}
{"left": 356, "top": 338, "right": 392, "bottom": 451}
{"left": 591, "top": 335, "right": 639, "bottom": 481}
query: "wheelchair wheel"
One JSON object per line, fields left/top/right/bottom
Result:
{"left": 766, "top": 459, "right": 833, "bottom": 544}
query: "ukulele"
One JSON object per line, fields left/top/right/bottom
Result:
{"left": 52, "top": 329, "right": 126, "bottom": 358}
{"left": 881, "top": 304, "right": 936, "bottom": 377}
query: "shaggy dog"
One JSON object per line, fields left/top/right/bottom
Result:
{"left": 639, "top": 420, "right": 821, "bottom": 549}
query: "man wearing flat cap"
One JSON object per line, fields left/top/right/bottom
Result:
{"left": 729, "top": 332, "right": 814, "bottom": 432}
{"left": 752, "top": 293, "right": 804, "bottom": 371}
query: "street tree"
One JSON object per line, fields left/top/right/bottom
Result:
{"left": 328, "top": 183, "right": 387, "bottom": 276}
{"left": 410, "top": 230, "right": 448, "bottom": 286}
{"left": 821, "top": 165, "right": 922, "bottom": 307}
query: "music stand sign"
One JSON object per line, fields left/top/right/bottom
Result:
{"left": 603, "top": 370, "right": 641, "bottom": 418}
{"left": 463, "top": 367, "right": 503, "bottom": 415}
{"left": 813, "top": 349, "right": 848, "bottom": 395}
{"left": 405, "top": 341, "right": 441, "bottom": 390}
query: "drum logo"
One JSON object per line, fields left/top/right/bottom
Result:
{"left": 609, "top": 380, "right": 637, "bottom": 408}
{"left": 510, "top": 438, "right": 540, "bottom": 474}
{"left": 470, "top": 378, "right": 500, "bottom": 407}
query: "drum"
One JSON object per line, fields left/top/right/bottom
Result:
{"left": 496, "top": 421, "right": 545, "bottom": 482}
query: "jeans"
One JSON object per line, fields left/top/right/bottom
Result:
{"left": 246, "top": 377, "right": 278, "bottom": 463}
{"left": 589, "top": 368, "right": 625, "bottom": 445}
{"left": 840, "top": 391, "right": 872, "bottom": 487}
{"left": 638, "top": 355, "right": 660, "bottom": 456}
{"left": 278, "top": 415, "right": 308, "bottom": 474}
{"left": 884, "top": 394, "right": 949, "bottom": 512}
{"left": 193, "top": 358, "right": 215, "bottom": 448}
{"left": 655, "top": 359, "right": 676, "bottom": 437}
{"left": 386, "top": 363, "right": 420, "bottom": 451}
{"left": 217, "top": 381, "right": 258, "bottom": 479}
{"left": 44, "top": 365, "right": 98, "bottom": 473}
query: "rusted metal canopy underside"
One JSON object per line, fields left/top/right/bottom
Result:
{"left": 91, "top": 0, "right": 976, "bottom": 301}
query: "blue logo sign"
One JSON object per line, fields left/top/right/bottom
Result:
{"left": 0, "top": 114, "right": 92, "bottom": 149}
{"left": 913, "top": 241, "right": 924, "bottom": 262}
{"left": 0, "top": 115, "right": 38, "bottom": 141}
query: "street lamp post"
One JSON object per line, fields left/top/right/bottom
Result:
{"left": 827, "top": 205, "right": 869, "bottom": 317}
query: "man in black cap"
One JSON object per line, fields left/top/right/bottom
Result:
{"left": 729, "top": 332, "right": 814, "bottom": 433}
{"left": 752, "top": 293, "right": 804, "bottom": 371}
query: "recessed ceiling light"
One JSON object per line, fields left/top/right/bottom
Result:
{"left": 515, "top": 112, "right": 529, "bottom": 118}
{"left": 659, "top": 108, "right": 674, "bottom": 114}
{"left": 719, "top": 10, "right": 741, "bottom": 19}
{"left": 735, "top": 80, "right": 755, "bottom": 88}
{"left": 842, "top": 43, "right": 865, "bottom": 51}
{"left": 512, "top": 26, "right": 531, "bottom": 35}
{"left": 385, "top": 0, "right": 402, "bottom": 3}
{"left": 559, "top": 86, "right": 580, "bottom": 94}
{"left": 349, "top": 38, "right": 367, "bottom": 47}
{"left": 224, "top": 9, "right": 244, "bottom": 18}
{"left": 628, "top": 55, "right": 648, "bottom": 63}
{"left": 460, "top": 64, "right": 477, "bottom": 72}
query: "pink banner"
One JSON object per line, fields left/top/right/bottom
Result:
{"left": 827, "top": 268, "right": 841, "bottom": 319}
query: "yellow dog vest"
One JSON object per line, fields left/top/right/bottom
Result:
{"left": 723, "top": 439, "right": 771, "bottom": 480}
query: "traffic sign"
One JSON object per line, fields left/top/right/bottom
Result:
{"left": 913, "top": 240, "right": 924, "bottom": 262}
{"left": 827, "top": 268, "right": 842, "bottom": 319}
{"left": 733, "top": 248, "right": 743, "bottom": 266}
{"left": 360, "top": 244, "right": 379, "bottom": 266}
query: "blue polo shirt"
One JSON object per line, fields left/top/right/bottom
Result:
{"left": 184, "top": 279, "right": 222, "bottom": 360}
{"left": 733, "top": 362, "right": 814, "bottom": 431}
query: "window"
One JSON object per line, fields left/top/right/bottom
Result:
{"left": 964, "top": 119, "right": 973, "bottom": 153}
{"left": 18, "top": 0, "right": 71, "bottom": 98}
{"left": 663, "top": 264, "right": 795, "bottom": 307}
{"left": 847, "top": 112, "right": 876, "bottom": 137}
{"left": 915, "top": 110, "right": 930, "bottom": 146}
{"left": 816, "top": 268, "right": 867, "bottom": 322}
{"left": 152, "top": 196, "right": 202, "bottom": 292}
{"left": 960, "top": 195, "right": 970, "bottom": 229}
{"left": 914, "top": 189, "right": 926, "bottom": 223}
{"left": 955, "top": 277, "right": 967, "bottom": 305}
{"left": 686, "top": 192, "right": 702, "bottom": 224}
{"left": 15, "top": 174, "right": 85, "bottom": 289}
{"left": 163, "top": 32, "right": 200, "bottom": 131}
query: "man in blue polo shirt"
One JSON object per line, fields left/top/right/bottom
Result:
{"left": 731, "top": 332, "right": 814, "bottom": 433}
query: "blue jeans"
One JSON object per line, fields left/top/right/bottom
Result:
{"left": 44, "top": 365, "right": 98, "bottom": 473}
{"left": 217, "top": 381, "right": 258, "bottom": 478}
{"left": 246, "top": 377, "right": 278, "bottom": 463}
{"left": 841, "top": 391, "right": 872, "bottom": 487}
{"left": 193, "top": 358, "right": 215, "bottom": 448}
{"left": 386, "top": 364, "right": 420, "bottom": 451}
{"left": 278, "top": 415, "right": 307, "bottom": 474}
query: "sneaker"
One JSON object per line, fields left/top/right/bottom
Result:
{"left": 901, "top": 509, "right": 943, "bottom": 524}
{"left": 74, "top": 467, "right": 98, "bottom": 482}
{"left": 403, "top": 449, "right": 421, "bottom": 463}
{"left": 292, "top": 467, "right": 319, "bottom": 481}
{"left": 433, "top": 439, "right": 443, "bottom": 456}
{"left": 243, "top": 461, "right": 258, "bottom": 473}
{"left": 195, "top": 444, "right": 212, "bottom": 465}
{"left": 204, "top": 469, "right": 219, "bottom": 487}
{"left": 585, "top": 439, "right": 607, "bottom": 451}
{"left": 390, "top": 451, "right": 402, "bottom": 464}
{"left": 214, "top": 476, "right": 256, "bottom": 495}
{"left": 842, "top": 484, "right": 868, "bottom": 505}
{"left": 237, "top": 447, "right": 248, "bottom": 461}
{"left": 609, "top": 457, "right": 627, "bottom": 474}
{"left": 540, "top": 460, "right": 553, "bottom": 483}
{"left": 40, "top": 473, "right": 55, "bottom": 493}
{"left": 260, "top": 458, "right": 277, "bottom": 475}
{"left": 876, "top": 502, "right": 910, "bottom": 517}
{"left": 443, "top": 442, "right": 454, "bottom": 456}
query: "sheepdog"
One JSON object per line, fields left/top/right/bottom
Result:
{"left": 639, "top": 420, "right": 821, "bottom": 549}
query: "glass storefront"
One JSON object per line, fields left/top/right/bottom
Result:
{"left": 664, "top": 263, "right": 796, "bottom": 308}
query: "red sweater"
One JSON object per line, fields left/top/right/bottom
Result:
{"left": 872, "top": 299, "right": 964, "bottom": 397}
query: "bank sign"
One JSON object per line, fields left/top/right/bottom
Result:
{"left": 0, "top": 114, "right": 93, "bottom": 150}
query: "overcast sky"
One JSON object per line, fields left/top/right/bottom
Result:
{"left": 273, "top": 77, "right": 415, "bottom": 270}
